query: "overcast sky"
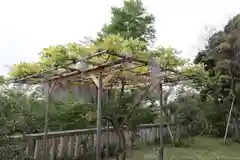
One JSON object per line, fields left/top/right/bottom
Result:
{"left": 0, "top": 0, "right": 240, "bottom": 75}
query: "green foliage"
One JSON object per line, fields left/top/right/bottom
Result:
{"left": 98, "top": 0, "right": 156, "bottom": 44}
{"left": 162, "top": 88, "right": 201, "bottom": 125}
{"left": 0, "top": 86, "right": 44, "bottom": 159}
{"left": 194, "top": 14, "right": 240, "bottom": 103}
{"left": 0, "top": 85, "right": 95, "bottom": 132}
{"left": 152, "top": 47, "right": 186, "bottom": 69}
{"left": 202, "top": 100, "right": 227, "bottom": 137}
{"left": 100, "top": 88, "right": 156, "bottom": 128}
{"left": 40, "top": 45, "right": 69, "bottom": 67}
{"left": 39, "top": 43, "right": 91, "bottom": 68}
{"left": 0, "top": 76, "right": 5, "bottom": 84}
{"left": 8, "top": 34, "right": 186, "bottom": 82}
{"left": 181, "top": 64, "right": 210, "bottom": 90}
{"left": 0, "top": 86, "right": 44, "bottom": 133}
{"left": 95, "top": 34, "right": 148, "bottom": 56}
{"left": 48, "top": 101, "right": 94, "bottom": 130}
{"left": 163, "top": 88, "right": 227, "bottom": 137}
{"left": 8, "top": 62, "right": 43, "bottom": 78}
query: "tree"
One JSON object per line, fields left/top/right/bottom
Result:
{"left": 100, "top": 82, "right": 156, "bottom": 160}
{"left": 194, "top": 14, "right": 240, "bottom": 142}
{"left": 0, "top": 85, "right": 45, "bottom": 159}
{"left": 48, "top": 101, "right": 94, "bottom": 130}
{"left": 98, "top": 0, "right": 156, "bottom": 44}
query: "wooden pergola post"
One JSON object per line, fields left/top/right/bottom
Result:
{"left": 150, "top": 57, "right": 164, "bottom": 160}
{"left": 42, "top": 80, "right": 57, "bottom": 160}
{"left": 96, "top": 72, "right": 103, "bottom": 160}
{"left": 42, "top": 82, "right": 50, "bottom": 160}
{"left": 159, "top": 82, "right": 164, "bottom": 160}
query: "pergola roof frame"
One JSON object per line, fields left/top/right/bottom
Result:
{"left": 9, "top": 50, "right": 183, "bottom": 89}
{"left": 7, "top": 50, "right": 185, "bottom": 160}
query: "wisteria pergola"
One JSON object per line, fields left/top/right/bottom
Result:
{"left": 9, "top": 50, "right": 180, "bottom": 160}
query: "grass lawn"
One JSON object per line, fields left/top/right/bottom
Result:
{"left": 129, "top": 136, "right": 240, "bottom": 160}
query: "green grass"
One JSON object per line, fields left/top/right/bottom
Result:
{"left": 129, "top": 136, "right": 240, "bottom": 160}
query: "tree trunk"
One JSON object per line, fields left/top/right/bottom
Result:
{"left": 103, "top": 117, "right": 121, "bottom": 160}
{"left": 171, "top": 123, "right": 181, "bottom": 146}
{"left": 119, "top": 129, "right": 127, "bottom": 160}
{"left": 175, "top": 123, "right": 181, "bottom": 145}
{"left": 130, "top": 130, "right": 136, "bottom": 148}
{"left": 129, "top": 129, "right": 136, "bottom": 157}
{"left": 114, "top": 127, "right": 121, "bottom": 160}
{"left": 233, "top": 116, "right": 239, "bottom": 141}
{"left": 167, "top": 124, "right": 174, "bottom": 143}
{"left": 130, "top": 126, "right": 137, "bottom": 149}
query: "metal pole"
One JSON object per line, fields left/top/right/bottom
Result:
{"left": 159, "top": 82, "right": 164, "bottom": 160}
{"left": 43, "top": 82, "right": 50, "bottom": 160}
{"left": 96, "top": 72, "right": 103, "bottom": 160}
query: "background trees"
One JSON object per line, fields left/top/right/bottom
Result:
{"left": 98, "top": 0, "right": 156, "bottom": 44}
{"left": 194, "top": 14, "right": 240, "bottom": 141}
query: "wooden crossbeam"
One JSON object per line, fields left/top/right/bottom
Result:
{"left": 89, "top": 70, "right": 118, "bottom": 89}
{"left": 89, "top": 74, "right": 99, "bottom": 88}
{"left": 103, "top": 75, "right": 114, "bottom": 85}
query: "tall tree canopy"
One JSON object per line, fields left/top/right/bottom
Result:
{"left": 194, "top": 14, "right": 240, "bottom": 103}
{"left": 98, "top": 0, "right": 156, "bottom": 44}
{"left": 194, "top": 14, "right": 240, "bottom": 140}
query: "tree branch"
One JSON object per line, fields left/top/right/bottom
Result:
{"left": 118, "top": 77, "right": 125, "bottom": 107}
{"left": 124, "top": 83, "right": 152, "bottom": 124}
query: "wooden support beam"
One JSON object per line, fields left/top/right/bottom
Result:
{"left": 90, "top": 74, "right": 116, "bottom": 89}
{"left": 103, "top": 75, "right": 114, "bottom": 85}
{"left": 89, "top": 69, "right": 119, "bottom": 88}
{"left": 102, "top": 70, "right": 120, "bottom": 85}
{"left": 89, "top": 74, "right": 99, "bottom": 88}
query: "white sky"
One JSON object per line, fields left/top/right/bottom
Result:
{"left": 0, "top": 0, "right": 240, "bottom": 75}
